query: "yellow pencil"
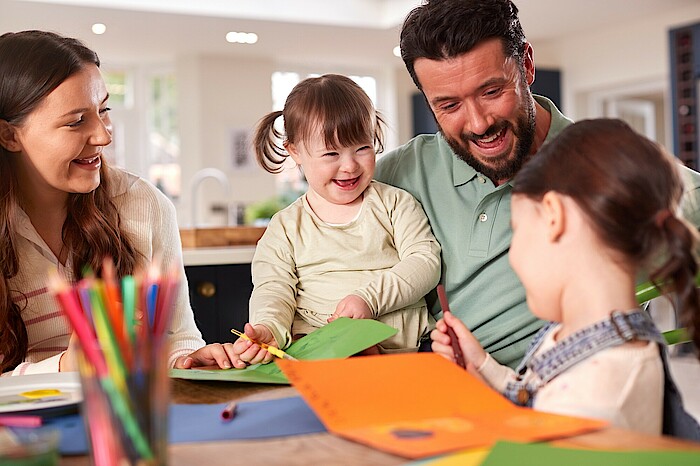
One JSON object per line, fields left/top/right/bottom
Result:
{"left": 230, "top": 329, "right": 298, "bottom": 361}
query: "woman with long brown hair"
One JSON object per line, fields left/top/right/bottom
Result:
{"left": 0, "top": 30, "right": 232, "bottom": 374}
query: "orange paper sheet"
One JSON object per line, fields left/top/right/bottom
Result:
{"left": 277, "top": 353, "right": 607, "bottom": 459}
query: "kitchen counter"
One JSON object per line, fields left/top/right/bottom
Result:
{"left": 182, "top": 245, "right": 256, "bottom": 266}
{"left": 180, "top": 226, "right": 266, "bottom": 249}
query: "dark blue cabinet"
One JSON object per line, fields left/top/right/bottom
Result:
{"left": 184, "top": 264, "right": 252, "bottom": 344}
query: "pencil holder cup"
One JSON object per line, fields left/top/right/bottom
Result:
{"left": 49, "top": 261, "right": 180, "bottom": 466}
{"left": 0, "top": 427, "right": 59, "bottom": 466}
{"left": 77, "top": 338, "right": 170, "bottom": 466}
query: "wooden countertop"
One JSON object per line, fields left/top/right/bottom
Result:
{"left": 182, "top": 245, "right": 256, "bottom": 266}
{"left": 179, "top": 226, "right": 266, "bottom": 248}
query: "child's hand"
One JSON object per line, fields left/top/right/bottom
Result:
{"left": 230, "top": 323, "right": 277, "bottom": 368}
{"left": 431, "top": 311, "right": 487, "bottom": 372}
{"left": 173, "top": 323, "right": 276, "bottom": 370}
{"left": 328, "top": 294, "right": 372, "bottom": 322}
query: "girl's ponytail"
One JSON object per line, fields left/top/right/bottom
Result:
{"left": 253, "top": 111, "right": 287, "bottom": 174}
{"left": 650, "top": 212, "right": 700, "bottom": 352}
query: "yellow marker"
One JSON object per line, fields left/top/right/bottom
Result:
{"left": 20, "top": 389, "right": 63, "bottom": 399}
{"left": 230, "top": 329, "right": 298, "bottom": 361}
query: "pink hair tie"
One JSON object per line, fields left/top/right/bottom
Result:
{"left": 654, "top": 209, "right": 673, "bottom": 228}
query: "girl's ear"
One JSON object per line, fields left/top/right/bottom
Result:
{"left": 284, "top": 141, "right": 302, "bottom": 165}
{"left": 541, "top": 191, "right": 565, "bottom": 242}
{"left": 0, "top": 120, "right": 21, "bottom": 152}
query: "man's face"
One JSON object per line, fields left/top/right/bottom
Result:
{"left": 414, "top": 38, "right": 536, "bottom": 184}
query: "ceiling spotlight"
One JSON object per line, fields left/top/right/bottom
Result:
{"left": 92, "top": 23, "right": 107, "bottom": 35}
{"left": 393, "top": 45, "right": 401, "bottom": 57}
{"left": 226, "top": 31, "right": 258, "bottom": 44}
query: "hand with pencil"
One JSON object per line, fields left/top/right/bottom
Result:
{"left": 228, "top": 323, "right": 280, "bottom": 368}
{"left": 430, "top": 285, "right": 488, "bottom": 377}
{"left": 174, "top": 322, "right": 280, "bottom": 369}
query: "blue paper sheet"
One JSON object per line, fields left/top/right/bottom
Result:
{"left": 42, "top": 396, "right": 326, "bottom": 455}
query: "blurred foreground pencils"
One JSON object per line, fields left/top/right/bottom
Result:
{"left": 48, "top": 258, "right": 179, "bottom": 465}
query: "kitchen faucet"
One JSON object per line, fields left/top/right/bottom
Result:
{"left": 190, "top": 168, "right": 231, "bottom": 227}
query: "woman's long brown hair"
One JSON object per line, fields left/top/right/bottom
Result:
{"left": 0, "top": 31, "right": 139, "bottom": 372}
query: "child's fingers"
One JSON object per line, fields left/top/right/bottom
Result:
{"left": 244, "top": 322, "right": 259, "bottom": 340}
{"left": 230, "top": 339, "right": 253, "bottom": 368}
{"left": 430, "top": 340, "right": 454, "bottom": 361}
{"left": 443, "top": 311, "right": 468, "bottom": 335}
{"left": 215, "top": 343, "right": 236, "bottom": 369}
{"left": 221, "top": 342, "right": 242, "bottom": 368}
{"left": 434, "top": 318, "right": 448, "bottom": 332}
{"left": 430, "top": 326, "right": 449, "bottom": 345}
{"left": 246, "top": 345, "right": 270, "bottom": 365}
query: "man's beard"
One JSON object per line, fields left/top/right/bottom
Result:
{"left": 440, "top": 96, "right": 536, "bottom": 183}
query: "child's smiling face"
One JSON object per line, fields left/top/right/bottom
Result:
{"left": 287, "top": 127, "right": 376, "bottom": 209}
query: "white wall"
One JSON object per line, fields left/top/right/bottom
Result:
{"left": 176, "top": 54, "right": 404, "bottom": 227}
{"left": 176, "top": 54, "right": 278, "bottom": 227}
{"left": 532, "top": 4, "right": 700, "bottom": 122}
{"left": 391, "top": 4, "right": 700, "bottom": 153}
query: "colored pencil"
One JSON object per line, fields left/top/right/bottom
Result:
{"left": 47, "top": 270, "right": 108, "bottom": 377}
{"left": 48, "top": 259, "right": 181, "bottom": 464}
{"left": 220, "top": 401, "right": 238, "bottom": 421}
{"left": 436, "top": 284, "right": 466, "bottom": 369}
{"left": 230, "top": 329, "right": 298, "bottom": 361}
{"left": 0, "top": 415, "right": 43, "bottom": 428}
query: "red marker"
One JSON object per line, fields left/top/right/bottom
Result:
{"left": 221, "top": 401, "right": 238, "bottom": 422}
{"left": 436, "top": 284, "right": 466, "bottom": 369}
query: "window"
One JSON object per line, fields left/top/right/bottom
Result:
{"left": 101, "top": 67, "right": 181, "bottom": 200}
{"left": 147, "top": 73, "right": 180, "bottom": 200}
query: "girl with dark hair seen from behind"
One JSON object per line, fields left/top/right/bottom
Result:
{"left": 432, "top": 119, "right": 700, "bottom": 435}
{"left": 0, "top": 30, "right": 238, "bottom": 375}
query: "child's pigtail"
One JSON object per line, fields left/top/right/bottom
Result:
{"left": 253, "top": 111, "right": 287, "bottom": 174}
{"left": 650, "top": 211, "right": 700, "bottom": 352}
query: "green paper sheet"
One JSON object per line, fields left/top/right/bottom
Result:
{"left": 169, "top": 317, "right": 398, "bottom": 384}
{"left": 480, "top": 441, "right": 700, "bottom": 466}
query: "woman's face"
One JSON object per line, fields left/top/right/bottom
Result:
{"left": 9, "top": 64, "right": 112, "bottom": 200}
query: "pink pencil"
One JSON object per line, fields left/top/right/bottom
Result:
{"left": 0, "top": 415, "right": 42, "bottom": 428}
{"left": 47, "top": 270, "right": 109, "bottom": 377}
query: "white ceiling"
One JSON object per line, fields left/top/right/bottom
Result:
{"left": 2, "top": 0, "right": 699, "bottom": 69}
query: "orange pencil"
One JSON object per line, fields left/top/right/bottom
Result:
{"left": 101, "top": 259, "right": 129, "bottom": 364}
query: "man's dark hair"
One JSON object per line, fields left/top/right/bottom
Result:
{"left": 400, "top": 0, "right": 526, "bottom": 89}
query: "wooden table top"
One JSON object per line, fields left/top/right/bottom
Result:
{"left": 59, "top": 378, "right": 700, "bottom": 466}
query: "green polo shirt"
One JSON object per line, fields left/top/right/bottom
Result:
{"left": 375, "top": 96, "right": 572, "bottom": 367}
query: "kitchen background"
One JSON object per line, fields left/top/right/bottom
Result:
{"left": 2, "top": 0, "right": 700, "bottom": 421}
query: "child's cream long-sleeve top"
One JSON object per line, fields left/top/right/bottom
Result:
{"left": 250, "top": 181, "right": 441, "bottom": 350}
{"left": 478, "top": 323, "right": 664, "bottom": 434}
